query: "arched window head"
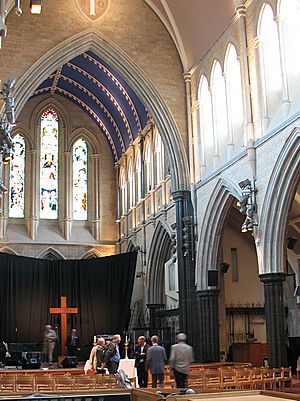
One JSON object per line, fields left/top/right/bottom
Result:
{"left": 198, "top": 75, "right": 214, "bottom": 167}
{"left": 40, "top": 108, "right": 59, "bottom": 219}
{"left": 279, "top": 0, "right": 300, "bottom": 85}
{"left": 127, "top": 159, "right": 134, "bottom": 209}
{"left": 144, "top": 140, "right": 151, "bottom": 193}
{"left": 9, "top": 134, "right": 25, "bottom": 218}
{"left": 73, "top": 138, "right": 88, "bottom": 220}
{"left": 258, "top": 3, "right": 282, "bottom": 115}
{"left": 135, "top": 150, "right": 142, "bottom": 201}
{"left": 154, "top": 132, "right": 164, "bottom": 185}
{"left": 211, "top": 61, "right": 228, "bottom": 148}
{"left": 120, "top": 168, "right": 126, "bottom": 215}
{"left": 225, "top": 44, "right": 244, "bottom": 146}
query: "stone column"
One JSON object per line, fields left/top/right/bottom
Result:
{"left": 183, "top": 72, "right": 195, "bottom": 184}
{"left": 260, "top": 273, "right": 287, "bottom": 368}
{"left": 28, "top": 149, "right": 38, "bottom": 239}
{"left": 0, "top": 161, "right": 9, "bottom": 240}
{"left": 62, "top": 151, "right": 72, "bottom": 240}
{"left": 115, "top": 163, "right": 121, "bottom": 253}
{"left": 172, "top": 189, "right": 199, "bottom": 359}
{"left": 91, "top": 153, "right": 101, "bottom": 241}
{"left": 197, "top": 289, "right": 220, "bottom": 362}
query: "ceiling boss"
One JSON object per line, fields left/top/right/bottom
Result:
{"left": 75, "top": 0, "right": 110, "bottom": 21}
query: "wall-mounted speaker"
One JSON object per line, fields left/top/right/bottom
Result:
{"left": 208, "top": 269, "right": 218, "bottom": 287}
{"left": 220, "top": 262, "right": 230, "bottom": 273}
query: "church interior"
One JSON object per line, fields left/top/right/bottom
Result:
{"left": 0, "top": 0, "right": 299, "bottom": 399}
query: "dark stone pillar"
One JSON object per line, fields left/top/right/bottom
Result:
{"left": 172, "top": 190, "right": 199, "bottom": 360}
{"left": 197, "top": 289, "right": 220, "bottom": 362}
{"left": 260, "top": 273, "right": 287, "bottom": 368}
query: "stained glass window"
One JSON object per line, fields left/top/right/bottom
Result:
{"left": 40, "top": 109, "right": 59, "bottom": 219}
{"left": 9, "top": 134, "right": 25, "bottom": 218}
{"left": 73, "top": 138, "right": 88, "bottom": 220}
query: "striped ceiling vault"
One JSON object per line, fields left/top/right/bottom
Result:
{"left": 32, "top": 51, "right": 149, "bottom": 161}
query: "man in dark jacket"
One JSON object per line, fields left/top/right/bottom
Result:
{"left": 103, "top": 334, "right": 121, "bottom": 374}
{"left": 134, "top": 335, "right": 150, "bottom": 387}
{"left": 146, "top": 335, "right": 167, "bottom": 388}
{"left": 66, "top": 328, "right": 80, "bottom": 357}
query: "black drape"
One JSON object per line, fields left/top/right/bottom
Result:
{"left": 0, "top": 252, "right": 137, "bottom": 346}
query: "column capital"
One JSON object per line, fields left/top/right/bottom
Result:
{"left": 64, "top": 151, "right": 72, "bottom": 157}
{"left": 171, "top": 189, "right": 190, "bottom": 202}
{"left": 183, "top": 72, "right": 192, "bottom": 83}
{"left": 29, "top": 149, "right": 37, "bottom": 155}
{"left": 235, "top": 4, "right": 246, "bottom": 18}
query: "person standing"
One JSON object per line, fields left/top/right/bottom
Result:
{"left": 43, "top": 324, "right": 57, "bottom": 364}
{"left": 134, "top": 335, "right": 150, "bottom": 387}
{"left": 169, "top": 333, "right": 194, "bottom": 388}
{"left": 146, "top": 335, "right": 167, "bottom": 388}
{"left": 103, "top": 334, "right": 121, "bottom": 374}
{"left": 66, "top": 328, "right": 80, "bottom": 357}
{"left": 89, "top": 337, "right": 105, "bottom": 372}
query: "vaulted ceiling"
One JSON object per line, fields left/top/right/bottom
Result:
{"left": 33, "top": 51, "right": 149, "bottom": 161}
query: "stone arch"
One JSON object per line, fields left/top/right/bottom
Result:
{"left": 69, "top": 127, "right": 101, "bottom": 155}
{"left": 14, "top": 29, "right": 189, "bottom": 191}
{"left": 196, "top": 177, "right": 241, "bottom": 290}
{"left": 11, "top": 124, "right": 34, "bottom": 151}
{"left": 0, "top": 246, "right": 18, "bottom": 255}
{"left": 126, "top": 239, "right": 138, "bottom": 252}
{"left": 147, "top": 219, "right": 173, "bottom": 304}
{"left": 81, "top": 248, "right": 103, "bottom": 259}
{"left": 36, "top": 247, "right": 65, "bottom": 260}
{"left": 259, "top": 128, "right": 300, "bottom": 274}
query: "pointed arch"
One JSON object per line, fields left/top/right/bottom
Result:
{"left": 69, "top": 127, "right": 102, "bottom": 155}
{"left": 81, "top": 248, "right": 103, "bottom": 259}
{"left": 196, "top": 178, "right": 241, "bottom": 290}
{"left": 14, "top": 29, "right": 189, "bottom": 191}
{"left": 0, "top": 246, "right": 18, "bottom": 255}
{"left": 126, "top": 239, "right": 138, "bottom": 253}
{"left": 259, "top": 128, "right": 300, "bottom": 274}
{"left": 147, "top": 219, "right": 173, "bottom": 304}
{"left": 36, "top": 247, "right": 65, "bottom": 260}
{"left": 29, "top": 97, "right": 69, "bottom": 134}
{"left": 11, "top": 125, "right": 34, "bottom": 151}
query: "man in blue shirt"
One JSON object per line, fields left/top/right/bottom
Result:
{"left": 103, "top": 334, "right": 121, "bottom": 374}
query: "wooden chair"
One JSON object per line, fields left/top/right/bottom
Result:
{"left": 0, "top": 375, "right": 16, "bottom": 392}
{"left": 203, "top": 369, "right": 221, "bottom": 390}
{"left": 262, "top": 368, "right": 275, "bottom": 390}
{"left": 188, "top": 371, "right": 204, "bottom": 389}
{"left": 251, "top": 367, "right": 264, "bottom": 390}
{"left": 35, "top": 375, "right": 56, "bottom": 393}
{"left": 280, "top": 367, "right": 292, "bottom": 388}
{"left": 221, "top": 368, "right": 237, "bottom": 389}
{"left": 235, "top": 368, "right": 252, "bottom": 389}
{"left": 55, "top": 376, "right": 75, "bottom": 391}
{"left": 15, "top": 375, "right": 35, "bottom": 393}
{"left": 75, "top": 375, "right": 96, "bottom": 390}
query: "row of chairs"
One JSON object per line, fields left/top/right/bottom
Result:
{"left": 0, "top": 373, "right": 118, "bottom": 394}
{"left": 184, "top": 367, "right": 292, "bottom": 391}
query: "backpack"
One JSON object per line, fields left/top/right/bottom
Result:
{"left": 115, "top": 369, "right": 132, "bottom": 389}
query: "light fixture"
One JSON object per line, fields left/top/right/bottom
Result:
{"left": 237, "top": 179, "right": 258, "bottom": 233}
{"left": 30, "top": 0, "right": 43, "bottom": 14}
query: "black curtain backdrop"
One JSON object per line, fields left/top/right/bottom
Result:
{"left": 0, "top": 252, "right": 137, "bottom": 346}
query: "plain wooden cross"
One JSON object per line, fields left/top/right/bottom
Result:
{"left": 50, "top": 296, "right": 78, "bottom": 356}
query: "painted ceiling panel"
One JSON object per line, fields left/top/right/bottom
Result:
{"left": 33, "top": 51, "right": 149, "bottom": 161}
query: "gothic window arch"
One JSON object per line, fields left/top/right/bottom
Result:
{"left": 198, "top": 74, "right": 214, "bottom": 172}
{"left": 127, "top": 158, "right": 134, "bottom": 209}
{"left": 135, "top": 149, "right": 142, "bottom": 202}
{"left": 278, "top": 0, "right": 300, "bottom": 97}
{"left": 211, "top": 60, "right": 228, "bottom": 158}
{"left": 257, "top": 3, "right": 282, "bottom": 125}
{"left": 154, "top": 131, "right": 164, "bottom": 186}
{"left": 9, "top": 133, "right": 26, "bottom": 218}
{"left": 40, "top": 108, "right": 59, "bottom": 219}
{"left": 144, "top": 139, "right": 152, "bottom": 193}
{"left": 224, "top": 43, "right": 245, "bottom": 149}
{"left": 72, "top": 138, "right": 88, "bottom": 220}
{"left": 119, "top": 167, "right": 126, "bottom": 216}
